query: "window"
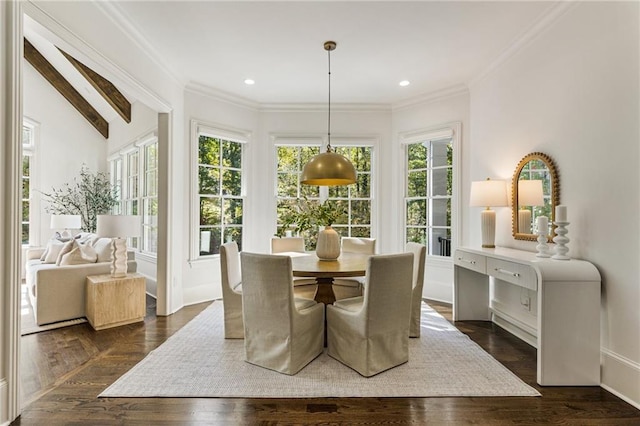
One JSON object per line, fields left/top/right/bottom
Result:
{"left": 403, "top": 125, "right": 459, "bottom": 257}
{"left": 275, "top": 144, "right": 321, "bottom": 244}
{"left": 197, "top": 134, "right": 244, "bottom": 256}
{"left": 22, "top": 123, "right": 35, "bottom": 245}
{"left": 275, "top": 142, "right": 373, "bottom": 248}
{"left": 108, "top": 133, "right": 158, "bottom": 255}
{"left": 328, "top": 146, "right": 373, "bottom": 238}
{"left": 142, "top": 144, "right": 158, "bottom": 253}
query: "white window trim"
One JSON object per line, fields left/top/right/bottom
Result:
{"left": 399, "top": 121, "right": 461, "bottom": 259}
{"left": 190, "top": 119, "right": 250, "bottom": 261}
{"left": 108, "top": 130, "right": 158, "bottom": 257}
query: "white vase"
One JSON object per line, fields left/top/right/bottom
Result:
{"left": 316, "top": 226, "right": 340, "bottom": 261}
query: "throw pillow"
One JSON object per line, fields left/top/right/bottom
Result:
{"left": 93, "top": 238, "right": 113, "bottom": 263}
{"left": 42, "top": 240, "right": 65, "bottom": 264}
{"left": 56, "top": 239, "right": 76, "bottom": 266}
{"left": 59, "top": 242, "right": 98, "bottom": 265}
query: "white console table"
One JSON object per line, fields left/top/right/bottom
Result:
{"left": 454, "top": 246, "right": 601, "bottom": 386}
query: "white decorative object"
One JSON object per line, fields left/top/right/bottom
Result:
{"left": 552, "top": 221, "right": 570, "bottom": 260}
{"left": 454, "top": 246, "right": 601, "bottom": 385}
{"left": 555, "top": 205, "right": 567, "bottom": 222}
{"left": 97, "top": 215, "right": 141, "bottom": 277}
{"left": 535, "top": 216, "right": 551, "bottom": 258}
{"left": 316, "top": 226, "right": 340, "bottom": 260}
{"left": 470, "top": 179, "right": 508, "bottom": 248}
{"left": 50, "top": 214, "right": 81, "bottom": 239}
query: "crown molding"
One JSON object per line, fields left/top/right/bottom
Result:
{"left": 185, "top": 81, "right": 260, "bottom": 110}
{"left": 260, "top": 102, "right": 390, "bottom": 113}
{"left": 469, "top": 1, "right": 579, "bottom": 89}
{"left": 392, "top": 84, "right": 469, "bottom": 112}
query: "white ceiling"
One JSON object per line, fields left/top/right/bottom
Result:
{"left": 107, "top": 1, "right": 553, "bottom": 106}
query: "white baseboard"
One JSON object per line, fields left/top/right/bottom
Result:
{"left": 490, "top": 303, "right": 537, "bottom": 348}
{"left": 601, "top": 349, "right": 640, "bottom": 410}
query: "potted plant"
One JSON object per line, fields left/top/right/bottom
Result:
{"left": 41, "top": 165, "right": 119, "bottom": 233}
{"left": 276, "top": 197, "right": 344, "bottom": 260}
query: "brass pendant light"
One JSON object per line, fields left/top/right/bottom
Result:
{"left": 301, "top": 41, "right": 357, "bottom": 186}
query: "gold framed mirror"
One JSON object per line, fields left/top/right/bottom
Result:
{"left": 511, "top": 152, "right": 559, "bottom": 241}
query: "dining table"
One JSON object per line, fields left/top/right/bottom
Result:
{"left": 287, "top": 251, "right": 370, "bottom": 305}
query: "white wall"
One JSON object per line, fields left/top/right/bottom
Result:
{"left": 23, "top": 62, "right": 107, "bottom": 247}
{"left": 392, "top": 92, "right": 470, "bottom": 303}
{"left": 469, "top": 2, "right": 639, "bottom": 407}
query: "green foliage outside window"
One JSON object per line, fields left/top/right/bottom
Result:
{"left": 198, "top": 135, "right": 243, "bottom": 255}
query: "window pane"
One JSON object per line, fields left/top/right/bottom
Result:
{"left": 300, "top": 146, "right": 320, "bottom": 164}
{"left": 332, "top": 200, "right": 349, "bottom": 225}
{"left": 146, "top": 144, "right": 157, "bottom": 169}
{"left": 22, "top": 224, "right": 29, "bottom": 245}
{"left": 406, "top": 227, "right": 427, "bottom": 245}
{"left": 223, "top": 198, "right": 243, "bottom": 225}
{"left": 199, "top": 136, "right": 220, "bottom": 166}
{"left": 200, "top": 198, "right": 221, "bottom": 226}
{"left": 406, "top": 200, "right": 427, "bottom": 226}
{"left": 22, "top": 156, "right": 30, "bottom": 177}
{"left": 300, "top": 183, "right": 319, "bottom": 198}
{"left": 199, "top": 227, "right": 221, "bottom": 256}
{"left": 328, "top": 184, "right": 348, "bottom": 199}
{"left": 222, "top": 140, "right": 242, "bottom": 169}
{"left": 350, "top": 200, "right": 370, "bottom": 225}
{"left": 353, "top": 173, "right": 370, "bottom": 198}
{"left": 277, "top": 147, "right": 298, "bottom": 172}
{"left": 199, "top": 166, "right": 219, "bottom": 195}
{"left": 432, "top": 198, "right": 450, "bottom": 227}
{"left": 145, "top": 170, "right": 157, "bottom": 196}
{"left": 22, "top": 201, "right": 29, "bottom": 221}
{"left": 143, "top": 224, "right": 158, "bottom": 253}
{"left": 430, "top": 228, "right": 452, "bottom": 256}
{"left": 277, "top": 173, "right": 298, "bottom": 197}
{"left": 431, "top": 140, "right": 451, "bottom": 167}
{"left": 432, "top": 168, "right": 450, "bottom": 196}
{"left": 222, "top": 169, "right": 242, "bottom": 196}
{"left": 350, "top": 226, "right": 371, "bottom": 238}
{"left": 408, "top": 143, "right": 427, "bottom": 165}
{"left": 22, "top": 178, "right": 29, "bottom": 199}
{"left": 407, "top": 171, "right": 426, "bottom": 197}
{"left": 224, "top": 227, "right": 243, "bottom": 251}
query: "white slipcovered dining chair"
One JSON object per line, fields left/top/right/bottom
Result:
{"left": 332, "top": 237, "right": 376, "bottom": 289}
{"left": 405, "top": 242, "right": 426, "bottom": 338}
{"left": 240, "top": 252, "right": 324, "bottom": 375}
{"left": 220, "top": 241, "right": 244, "bottom": 339}
{"left": 327, "top": 252, "right": 413, "bottom": 377}
{"left": 270, "top": 237, "right": 316, "bottom": 287}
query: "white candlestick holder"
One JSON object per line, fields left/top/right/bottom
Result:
{"left": 552, "top": 221, "right": 570, "bottom": 260}
{"left": 536, "top": 232, "right": 551, "bottom": 258}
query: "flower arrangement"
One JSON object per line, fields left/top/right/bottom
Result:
{"left": 276, "top": 197, "right": 343, "bottom": 238}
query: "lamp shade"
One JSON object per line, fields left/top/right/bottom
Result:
{"left": 50, "top": 214, "right": 81, "bottom": 230}
{"left": 469, "top": 179, "right": 508, "bottom": 207}
{"left": 96, "top": 215, "right": 141, "bottom": 238}
{"left": 518, "top": 180, "right": 544, "bottom": 206}
{"left": 301, "top": 151, "right": 357, "bottom": 186}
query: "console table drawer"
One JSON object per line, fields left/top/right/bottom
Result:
{"left": 454, "top": 251, "right": 486, "bottom": 274}
{"left": 487, "top": 258, "right": 537, "bottom": 291}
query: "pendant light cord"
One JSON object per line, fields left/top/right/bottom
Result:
{"left": 327, "top": 45, "right": 332, "bottom": 152}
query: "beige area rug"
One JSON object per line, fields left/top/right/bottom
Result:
{"left": 21, "top": 284, "right": 87, "bottom": 336}
{"left": 100, "top": 301, "right": 540, "bottom": 398}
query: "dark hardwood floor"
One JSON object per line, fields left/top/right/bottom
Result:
{"left": 14, "top": 292, "right": 640, "bottom": 425}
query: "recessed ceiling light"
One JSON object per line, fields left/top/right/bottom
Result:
{"left": 399, "top": 80, "right": 410, "bottom": 87}
{"left": 244, "top": 79, "right": 255, "bottom": 85}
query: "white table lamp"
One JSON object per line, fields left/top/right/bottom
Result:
{"left": 50, "top": 214, "right": 81, "bottom": 239}
{"left": 517, "top": 180, "right": 544, "bottom": 234}
{"left": 470, "top": 178, "right": 508, "bottom": 248}
{"left": 97, "top": 215, "right": 141, "bottom": 277}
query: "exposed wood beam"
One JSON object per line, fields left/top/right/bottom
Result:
{"left": 23, "top": 38, "right": 109, "bottom": 139}
{"left": 58, "top": 48, "right": 131, "bottom": 124}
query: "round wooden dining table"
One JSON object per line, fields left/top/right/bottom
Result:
{"left": 289, "top": 252, "right": 370, "bottom": 305}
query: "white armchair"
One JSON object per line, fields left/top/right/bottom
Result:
{"left": 405, "top": 242, "right": 426, "bottom": 338}
{"left": 327, "top": 252, "right": 413, "bottom": 377}
{"left": 240, "top": 252, "right": 324, "bottom": 375}
{"left": 220, "top": 241, "right": 243, "bottom": 339}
